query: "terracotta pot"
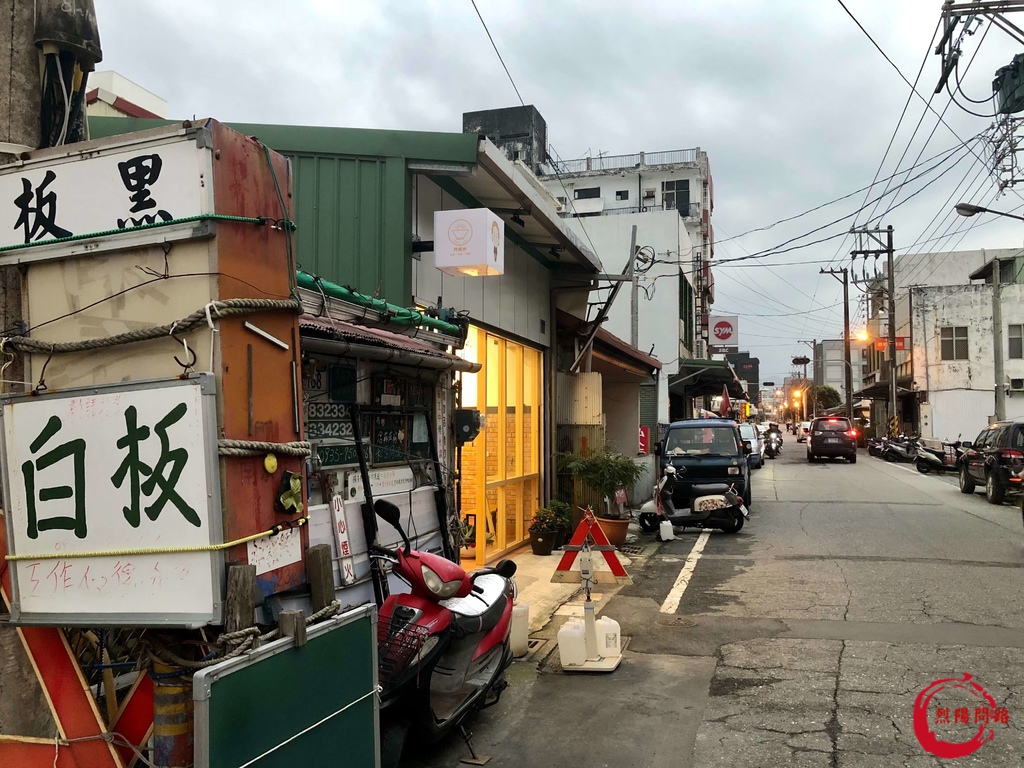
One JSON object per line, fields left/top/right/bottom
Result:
{"left": 594, "top": 517, "right": 630, "bottom": 548}
{"left": 529, "top": 530, "right": 555, "bottom": 556}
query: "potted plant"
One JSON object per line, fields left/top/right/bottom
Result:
{"left": 548, "top": 500, "right": 573, "bottom": 549}
{"left": 528, "top": 508, "right": 558, "bottom": 556}
{"left": 559, "top": 447, "right": 645, "bottom": 547}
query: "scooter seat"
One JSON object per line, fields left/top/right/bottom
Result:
{"left": 688, "top": 483, "right": 731, "bottom": 496}
{"left": 441, "top": 573, "right": 509, "bottom": 637}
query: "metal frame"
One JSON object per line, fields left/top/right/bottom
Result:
{"left": 0, "top": 373, "right": 225, "bottom": 627}
{"left": 192, "top": 605, "right": 379, "bottom": 768}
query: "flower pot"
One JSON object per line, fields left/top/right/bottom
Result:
{"left": 529, "top": 530, "right": 555, "bottom": 556}
{"left": 594, "top": 517, "right": 630, "bottom": 548}
{"left": 553, "top": 529, "right": 567, "bottom": 550}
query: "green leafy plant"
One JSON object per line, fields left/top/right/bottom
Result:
{"left": 528, "top": 508, "right": 559, "bottom": 533}
{"left": 558, "top": 447, "right": 645, "bottom": 520}
{"left": 547, "top": 499, "right": 573, "bottom": 531}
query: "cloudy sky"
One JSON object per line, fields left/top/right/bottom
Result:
{"left": 94, "top": 0, "right": 1024, "bottom": 382}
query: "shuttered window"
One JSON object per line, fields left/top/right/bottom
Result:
{"left": 1009, "top": 324, "right": 1023, "bottom": 359}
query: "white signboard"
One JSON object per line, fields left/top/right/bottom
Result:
{"left": 433, "top": 208, "right": 505, "bottom": 277}
{"left": 1, "top": 375, "right": 223, "bottom": 626}
{"left": 709, "top": 315, "right": 739, "bottom": 346}
{"left": 345, "top": 466, "right": 416, "bottom": 504}
{"left": 0, "top": 135, "right": 212, "bottom": 254}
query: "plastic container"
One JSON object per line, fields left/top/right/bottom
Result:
{"left": 659, "top": 520, "right": 675, "bottom": 541}
{"left": 511, "top": 603, "right": 530, "bottom": 657}
{"left": 557, "top": 619, "right": 588, "bottom": 666}
{"left": 596, "top": 616, "right": 622, "bottom": 658}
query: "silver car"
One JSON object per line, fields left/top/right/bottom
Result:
{"left": 738, "top": 422, "right": 764, "bottom": 469}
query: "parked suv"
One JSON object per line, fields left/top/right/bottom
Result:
{"left": 658, "top": 418, "right": 753, "bottom": 509}
{"left": 959, "top": 420, "right": 1024, "bottom": 504}
{"left": 806, "top": 416, "right": 858, "bottom": 463}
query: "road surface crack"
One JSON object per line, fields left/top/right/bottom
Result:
{"left": 825, "top": 640, "right": 845, "bottom": 768}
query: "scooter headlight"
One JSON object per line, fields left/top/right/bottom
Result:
{"left": 421, "top": 564, "right": 463, "bottom": 598}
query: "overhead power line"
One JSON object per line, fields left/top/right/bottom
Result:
{"left": 469, "top": 0, "right": 525, "bottom": 107}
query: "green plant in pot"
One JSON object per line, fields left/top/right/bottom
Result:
{"left": 547, "top": 499, "right": 573, "bottom": 549}
{"left": 528, "top": 508, "right": 558, "bottom": 556}
{"left": 559, "top": 446, "right": 645, "bottom": 547}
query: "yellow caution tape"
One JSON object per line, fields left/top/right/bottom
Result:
{"left": 3, "top": 516, "right": 309, "bottom": 562}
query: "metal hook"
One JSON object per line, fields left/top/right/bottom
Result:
{"left": 172, "top": 334, "right": 197, "bottom": 373}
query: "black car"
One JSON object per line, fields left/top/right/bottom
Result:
{"left": 657, "top": 418, "right": 753, "bottom": 509}
{"left": 959, "top": 420, "right": 1024, "bottom": 504}
{"left": 806, "top": 416, "right": 858, "bottom": 463}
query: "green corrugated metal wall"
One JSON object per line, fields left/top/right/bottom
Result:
{"left": 88, "top": 117, "right": 478, "bottom": 307}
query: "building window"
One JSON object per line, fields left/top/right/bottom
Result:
{"left": 940, "top": 326, "right": 969, "bottom": 360}
{"left": 1010, "top": 324, "right": 1023, "bottom": 359}
{"left": 574, "top": 187, "right": 600, "bottom": 200}
{"left": 615, "top": 190, "right": 629, "bottom": 201}
{"left": 662, "top": 179, "right": 690, "bottom": 213}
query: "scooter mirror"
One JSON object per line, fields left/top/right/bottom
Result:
{"left": 961, "top": 441, "right": 972, "bottom": 450}
{"left": 373, "top": 499, "right": 412, "bottom": 552}
{"left": 374, "top": 499, "right": 402, "bottom": 527}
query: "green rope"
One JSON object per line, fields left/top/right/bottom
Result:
{"left": 0, "top": 213, "right": 294, "bottom": 253}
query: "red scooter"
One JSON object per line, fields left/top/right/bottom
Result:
{"left": 370, "top": 499, "right": 517, "bottom": 767}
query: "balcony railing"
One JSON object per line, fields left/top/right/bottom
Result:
{"left": 560, "top": 201, "right": 702, "bottom": 219}
{"left": 550, "top": 148, "right": 701, "bottom": 175}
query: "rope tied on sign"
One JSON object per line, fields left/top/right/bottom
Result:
{"left": 0, "top": 297, "right": 302, "bottom": 356}
{"left": 218, "top": 439, "right": 312, "bottom": 458}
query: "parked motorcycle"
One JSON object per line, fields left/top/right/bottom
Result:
{"left": 882, "top": 435, "right": 920, "bottom": 463}
{"left": 637, "top": 465, "right": 748, "bottom": 534}
{"left": 370, "top": 499, "right": 516, "bottom": 768}
{"left": 867, "top": 437, "right": 886, "bottom": 457}
{"left": 916, "top": 439, "right": 964, "bottom": 475}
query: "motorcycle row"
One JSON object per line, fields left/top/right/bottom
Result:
{"left": 866, "top": 434, "right": 964, "bottom": 474}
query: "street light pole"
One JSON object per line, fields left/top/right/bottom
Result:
{"left": 821, "top": 267, "right": 853, "bottom": 418}
{"left": 955, "top": 203, "right": 1012, "bottom": 420}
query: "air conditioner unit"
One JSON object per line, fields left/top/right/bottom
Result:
{"left": 1010, "top": 378, "right": 1024, "bottom": 391}
{"left": 643, "top": 188, "right": 655, "bottom": 199}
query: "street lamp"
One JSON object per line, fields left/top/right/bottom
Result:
{"left": 953, "top": 202, "right": 1014, "bottom": 420}
{"left": 954, "top": 202, "right": 1024, "bottom": 222}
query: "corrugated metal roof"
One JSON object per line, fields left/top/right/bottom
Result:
{"left": 298, "top": 315, "right": 453, "bottom": 359}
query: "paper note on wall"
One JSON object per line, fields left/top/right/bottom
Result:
{"left": 247, "top": 528, "right": 302, "bottom": 576}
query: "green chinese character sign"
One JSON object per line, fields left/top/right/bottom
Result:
{"left": 1, "top": 375, "right": 222, "bottom": 626}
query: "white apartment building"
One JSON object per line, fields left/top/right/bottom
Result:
{"left": 814, "top": 338, "right": 867, "bottom": 404}
{"left": 859, "top": 248, "right": 1017, "bottom": 435}
{"left": 536, "top": 150, "right": 713, "bottom": 422}
{"left": 911, "top": 256, "right": 1024, "bottom": 442}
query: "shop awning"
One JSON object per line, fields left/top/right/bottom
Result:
{"left": 299, "top": 315, "right": 481, "bottom": 373}
{"left": 669, "top": 358, "right": 746, "bottom": 399}
{"left": 852, "top": 376, "right": 914, "bottom": 400}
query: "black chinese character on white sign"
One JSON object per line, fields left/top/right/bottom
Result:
{"left": 117, "top": 154, "right": 172, "bottom": 228}
{"left": 14, "top": 170, "right": 73, "bottom": 244}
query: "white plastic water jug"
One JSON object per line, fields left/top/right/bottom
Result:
{"left": 595, "top": 616, "right": 622, "bottom": 658}
{"left": 511, "top": 603, "right": 530, "bottom": 657}
{"left": 659, "top": 520, "right": 675, "bottom": 541}
{"left": 557, "top": 619, "right": 588, "bottom": 666}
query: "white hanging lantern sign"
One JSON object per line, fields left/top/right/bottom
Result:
{"left": 433, "top": 208, "right": 504, "bottom": 277}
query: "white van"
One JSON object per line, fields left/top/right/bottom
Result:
{"left": 797, "top": 422, "right": 811, "bottom": 443}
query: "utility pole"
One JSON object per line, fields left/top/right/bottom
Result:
{"left": 851, "top": 225, "right": 898, "bottom": 436}
{"left": 821, "top": 267, "right": 853, "bottom": 418}
{"left": 629, "top": 225, "right": 639, "bottom": 348}
{"left": 994, "top": 255, "right": 1006, "bottom": 420}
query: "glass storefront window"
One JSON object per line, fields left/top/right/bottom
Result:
{"left": 458, "top": 326, "right": 543, "bottom": 565}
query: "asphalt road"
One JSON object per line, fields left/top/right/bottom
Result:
{"left": 408, "top": 447, "right": 1024, "bottom": 767}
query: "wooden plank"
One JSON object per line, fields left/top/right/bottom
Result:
{"left": 224, "top": 564, "right": 257, "bottom": 635}
{"left": 305, "top": 545, "right": 333, "bottom": 614}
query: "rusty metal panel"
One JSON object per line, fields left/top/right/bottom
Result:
{"left": 209, "top": 122, "right": 306, "bottom": 597}
{"left": 556, "top": 371, "right": 603, "bottom": 425}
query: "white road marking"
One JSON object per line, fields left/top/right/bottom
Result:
{"left": 659, "top": 531, "right": 711, "bottom": 614}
